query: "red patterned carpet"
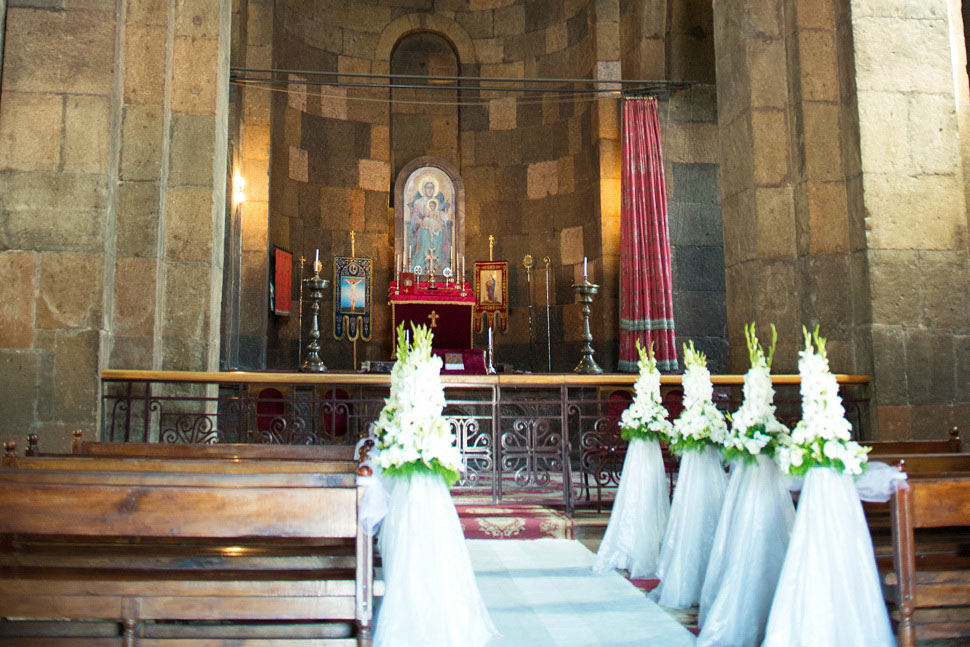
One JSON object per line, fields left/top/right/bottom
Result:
{"left": 457, "top": 504, "right": 574, "bottom": 539}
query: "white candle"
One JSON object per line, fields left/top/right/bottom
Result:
{"left": 583, "top": 256, "right": 588, "bottom": 280}
{"left": 488, "top": 326, "right": 493, "bottom": 347}
{"left": 314, "top": 249, "right": 321, "bottom": 274}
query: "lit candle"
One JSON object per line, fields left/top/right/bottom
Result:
{"left": 583, "top": 256, "right": 588, "bottom": 280}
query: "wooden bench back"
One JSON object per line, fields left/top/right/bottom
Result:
{"left": 906, "top": 478, "right": 970, "bottom": 529}
{"left": 866, "top": 427, "right": 960, "bottom": 456}
{"left": 884, "top": 454, "right": 970, "bottom": 477}
{"left": 4, "top": 454, "right": 356, "bottom": 475}
{"left": 73, "top": 440, "right": 356, "bottom": 461}
{"left": 0, "top": 468, "right": 360, "bottom": 539}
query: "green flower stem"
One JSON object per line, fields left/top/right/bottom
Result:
{"left": 382, "top": 459, "right": 461, "bottom": 487}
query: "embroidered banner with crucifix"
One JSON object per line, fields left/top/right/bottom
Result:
{"left": 333, "top": 256, "right": 372, "bottom": 342}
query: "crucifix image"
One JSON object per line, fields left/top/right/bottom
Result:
{"left": 427, "top": 310, "right": 439, "bottom": 328}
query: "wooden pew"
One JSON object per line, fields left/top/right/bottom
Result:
{"left": 886, "top": 477, "right": 970, "bottom": 647}
{"left": 865, "top": 427, "right": 961, "bottom": 457}
{"left": 24, "top": 431, "right": 356, "bottom": 462}
{"left": 0, "top": 445, "right": 376, "bottom": 646}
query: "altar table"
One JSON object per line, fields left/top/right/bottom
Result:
{"left": 389, "top": 281, "right": 474, "bottom": 350}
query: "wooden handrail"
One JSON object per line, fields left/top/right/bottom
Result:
{"left": 101, "top": 369, "right": 871, "bottom": 387}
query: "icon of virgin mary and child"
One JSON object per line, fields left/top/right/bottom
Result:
{"left": 408, "top": 176, "right": 452, "bottom": 274}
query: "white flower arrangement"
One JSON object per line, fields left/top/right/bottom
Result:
{"left": 372, "top": 322, "right": 464, "bottom": 484}
{"left": 723, "top": 323, "right": 791, "bottom": 462}
{"left": 775, "top": 326, "right": 869, "bottom": 477}
{"left": 619, "top": 339, "right": 674, "bottom": 443}
{"left": 668, "top": 341, "right": 729, "bottom": 454}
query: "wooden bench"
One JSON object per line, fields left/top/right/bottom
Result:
{"left": 865, "top": 427, "right": 961, "bottom": 457}
{"left": 0, "top": 444, "right": 376, "bottom": 646}
{"left": 24, "top": 431, "right": 357, "bottom": 462}
{"left": 886, "top": 477, "right": 970, "bottom": 646}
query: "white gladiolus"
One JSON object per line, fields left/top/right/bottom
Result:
{"left": 723, "top": 323, "right": 791, "bottom": 460}
{"left": 776, "top": 327, "right": 869, "bottom": 476}
{"left": 619, "top": 340, "right": 673, "bottom": 439}
{"left": 373, "top": 324, "right": 464, "bottom": 477}
{"left": 669, "top": 342, "right": 728, "bottom": 452}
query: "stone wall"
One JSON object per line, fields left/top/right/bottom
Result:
{"left": 844, "top": 0, "right": 970, "bottom": 439}
{"left": 0, "top": 0, "right": 231, "bottom": 446}
{"left": 251, "top": 0, "right": 723, "bottom": 373}
{"left": 714, "top": 0, "right": 970, "bottom": 440}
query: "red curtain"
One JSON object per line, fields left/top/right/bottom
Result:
{"left": 619, "top": 98, "right": 678, "bottom": 372}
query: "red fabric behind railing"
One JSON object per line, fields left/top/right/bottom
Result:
{"left": 619, "top": 98, "right": 678, "bottom": 372}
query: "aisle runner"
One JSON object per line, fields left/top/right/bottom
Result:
{"left": 458, "top": 505, "right": 574, "bottom": 539}
{"left": 469, "top": 539, "right": 695, "bottom": 647}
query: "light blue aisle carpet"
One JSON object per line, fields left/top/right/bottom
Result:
{"left": 468, "top": 539, "right": 696, "bottom": 647}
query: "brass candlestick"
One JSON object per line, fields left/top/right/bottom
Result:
{"left": 301, "top": 270, "right": 330, "bottom": 372}
{"left": 572, "top": 278, "right": 603, "bottom": 374}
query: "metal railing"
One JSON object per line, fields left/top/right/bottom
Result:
{"left": 101, "top": 371, "right": 871, "bottom": 513}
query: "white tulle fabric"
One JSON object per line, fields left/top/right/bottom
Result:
{"left": 651, "top": 445, "right": 726, "bottom": 609}
{"left": 696, "top": 455, "right": 795, "bottom": 647}
{"left": 762, "top": 467, "right": 895, "bottom": 647}
{"left": 374, "top": 472, "right": 497, "bottom": 647}
{"left": 593, "top": 437, "right": 670, "bottom": 578}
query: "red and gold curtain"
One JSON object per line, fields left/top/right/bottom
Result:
{"left": 619, "top": 98, "right": 678, "bottom": 372}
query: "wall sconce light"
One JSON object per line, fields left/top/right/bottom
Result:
{"left": 233, "top": 173, "right": 246, "bottom": 206}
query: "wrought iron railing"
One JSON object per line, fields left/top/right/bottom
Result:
{"left": 100, "top": 371, "right": 871, "bottom": 513}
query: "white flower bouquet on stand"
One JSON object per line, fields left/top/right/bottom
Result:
{"left": 594, "top": 339, "right": 673, "bottom": 578}
{"left": 372, "top": 323, "right": 496, "bottom": 647}
{"left": 762, "top": 327, "right": 894, "bottom": 647}
{"left": 697, "top": 323, "right": 796, "bottom": 647}
{"left": 652, "top": 342, "right": 729, "bottom": 609}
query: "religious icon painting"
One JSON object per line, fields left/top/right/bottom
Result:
{"left": 272, "top": 247, "right": 293, "bottom": 316}
{"left": 473, "top": 260, "right": 509, "bottom": 333}
{"left": 333, "top": 256, "right": 372, "bottom": 342}
{"left": 393, "top": 157, "right": 466, "bottom": 282}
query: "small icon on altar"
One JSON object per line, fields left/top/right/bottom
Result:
{"left": 400, "top": 272, "right": 415, "bottom": 295}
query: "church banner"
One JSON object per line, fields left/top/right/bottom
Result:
{"left": 473, "top": 260, "right": 508, "bottom": 333}
{"left": 333, "top": 256, "right": 372, "bottom": 342}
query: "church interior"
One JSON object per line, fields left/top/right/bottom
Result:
{"left": 2, "top": 0, "right": 970, "bottom": 644}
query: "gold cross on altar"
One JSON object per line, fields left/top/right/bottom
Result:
{"left": 427, "top": 310, "right": 439, "bottom": 328}
{"left": 424, "top": 248, "right": 439, "bottom": 276}
{"left": 350, "top": 231, "right": 356, "bottom": 257}
{"left": 488, "top": 235, "right": 495, "bottom": 261}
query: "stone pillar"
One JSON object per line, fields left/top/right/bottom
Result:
{"left": 234, "top": 0, "right": 272, "bottom": 369}
{"left": 108, "top": 0, "right": 231, "bottom": 375}
{"left": 0, "top": 0, "right": 118, "bottom": 447}
{"left": 845, "top": 0, "right": 970, "bottom": 438}
{"left": 592, "top": 0, "right": 622, "bottom": 370}
{"left": 0, "top": 0, "right": 230, "bottom": 448}
{"left": 714, "top": 0, "right": 801, "bottom": 371}
{"left": 785, "top": 0, "right": 863, "bottom": 373}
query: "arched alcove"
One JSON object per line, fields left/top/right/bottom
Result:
{"left": 389, "top": 32, "right": 461, "bottom": 186}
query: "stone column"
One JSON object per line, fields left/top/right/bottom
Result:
{"left": 844, "top": 0, "right": 970, "bottom": 438}
{"left": 0, "top": 0, "right": 117, "bottom": 447}
{"left": 713, "top": 0, "right": 801, "bottom": 371}
{"left": 593, "top": 0, "right": 622, "bottom": 370}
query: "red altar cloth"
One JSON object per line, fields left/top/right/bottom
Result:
{"left": 389, "top": 282, "right": 474, "bottom": 350}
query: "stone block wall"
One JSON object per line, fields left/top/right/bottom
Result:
{"left": 0, "top": 0, "right": 231, "bottom": 446}
{"left": 663, "top": 87, "right": 727, "bottom": 372}
{"left": 843, "top": 0, "right": 970, "bottom": 439}
{"left": 715, "top": 0, "right": 970, "bottom": 439}
{"left": 252, "top": 0, "right": 724, "bottom": 373}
